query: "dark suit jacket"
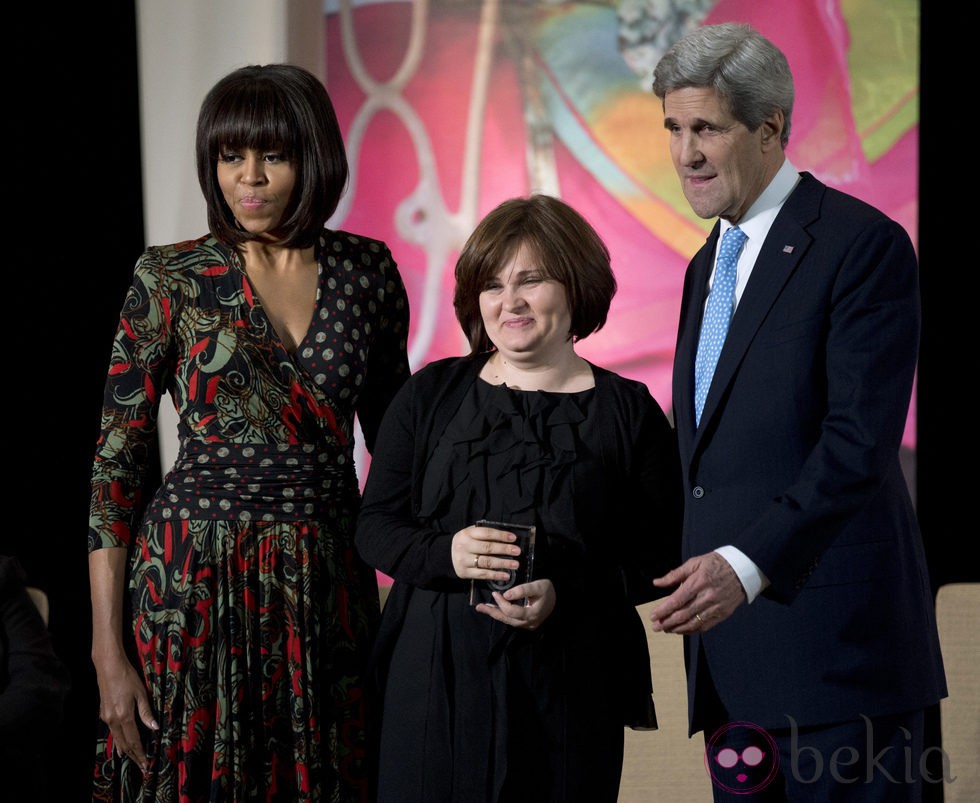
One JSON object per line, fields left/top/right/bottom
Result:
{"left": 672, "top": 171, "right": 947, "bottom": 734}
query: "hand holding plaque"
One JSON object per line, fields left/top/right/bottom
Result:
{"left": 469, "top": 520, "right": 536, "bottom": 607}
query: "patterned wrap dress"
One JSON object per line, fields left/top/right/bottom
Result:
{"left": 87, "top": 230, "right": 410, "bottom": 802}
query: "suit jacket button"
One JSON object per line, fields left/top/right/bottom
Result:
{"left": 692, "top": 486, "right": 704, "bottom": 498}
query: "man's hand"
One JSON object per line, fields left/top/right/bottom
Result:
{"left": 648, "top": 552, "right": 746, "bottom": 633}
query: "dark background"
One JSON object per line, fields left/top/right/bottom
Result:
{"left": 9, "top": 3, "right": 971, "bottom": 801}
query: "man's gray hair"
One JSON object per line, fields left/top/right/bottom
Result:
{"left": 652, "top": 22, "right": 794, "bottom": 146}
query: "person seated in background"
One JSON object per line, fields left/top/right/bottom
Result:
{"left": 355, "top": 193, "right": 683, "bottom": 803}
{"left": 0, "top": 554, "right": 71, "bottom": 803}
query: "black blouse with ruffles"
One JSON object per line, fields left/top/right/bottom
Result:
{"left": 419, "top": 379, "right": 589, "bottom": 554}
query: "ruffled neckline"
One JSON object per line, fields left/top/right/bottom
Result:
{"left": 417, "top": 378, "right": 594, "bottom": 538}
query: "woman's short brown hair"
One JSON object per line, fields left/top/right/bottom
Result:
{"left": 453, "top": 194, "right": 617, "bottom": 356}
{"left": 196, "top": 64, "right": 349, "bottom": 251}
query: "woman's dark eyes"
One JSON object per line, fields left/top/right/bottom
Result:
{"left": 218, "top": 151, "right": 286, "bottom": 163}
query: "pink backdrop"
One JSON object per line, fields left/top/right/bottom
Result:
{"left": 325, "top": 0, "right": 918, "bottom": 446}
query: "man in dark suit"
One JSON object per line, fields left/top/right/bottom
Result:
{"left": 646, "top": 22, "right": 948, "bottom": 801}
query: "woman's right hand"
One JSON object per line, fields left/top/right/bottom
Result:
{"left": 451, "top": 523, "right": 522, "bottom": 582}
{"left": 94, "top": 651, "right": 158, "bottom": 773}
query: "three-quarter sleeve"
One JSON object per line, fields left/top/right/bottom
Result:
{"left": 88, "top": 249, "right": 178, "bottom": 551}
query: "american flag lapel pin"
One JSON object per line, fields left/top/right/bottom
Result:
{"left": 783, "top": 245, "right": 794, "bottom": 254}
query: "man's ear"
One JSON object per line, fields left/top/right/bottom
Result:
{"left": 760, "top": 109, "right": 785, "bottom": 151}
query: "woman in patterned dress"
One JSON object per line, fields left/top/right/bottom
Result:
{"left": 355, "top": 195, "right": 682, "bottom": 802}
{"left": 87, "top": 64, "right": 410, "bottom": 802}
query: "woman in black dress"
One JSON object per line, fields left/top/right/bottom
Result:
{"left": 355, "top": 194, "right": 682, "bottom": 802}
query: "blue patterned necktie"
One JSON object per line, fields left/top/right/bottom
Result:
{"left": 693, "top": 225, "right": 747, "bottom": 426}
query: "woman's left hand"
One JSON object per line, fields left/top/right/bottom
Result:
{"left": 476, "top": 579, "right": 556, "bottom": 629}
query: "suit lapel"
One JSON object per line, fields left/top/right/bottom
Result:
{"left": 690, "top": 173, "right": 824, "bottom": 445}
